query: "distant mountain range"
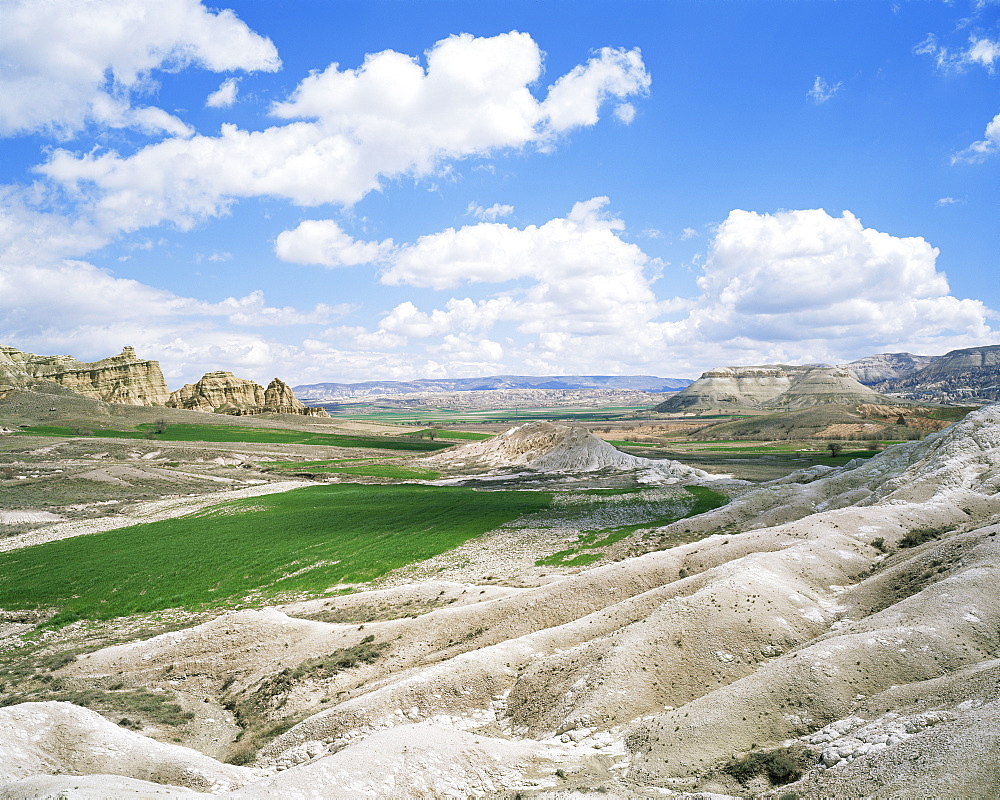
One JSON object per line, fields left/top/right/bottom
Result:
{"left": 294, "top": 375, "right": 692, "bottom": 401}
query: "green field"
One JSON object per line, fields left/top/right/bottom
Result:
{"left": 13, "top": 423, "right": 453, "bottom": 451}
{"left": 0, "top": 484, "right": 552, "bottom": 625}
{"left": 412, "top": 430, "right": 493, "bottom": 441}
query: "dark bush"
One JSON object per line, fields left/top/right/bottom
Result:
{"left": 722, "top": 746, "right": 810, "bottom": 786}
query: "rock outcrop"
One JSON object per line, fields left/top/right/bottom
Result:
{"left": 845, "top": 351, "right": 936, "bottom": 384}
{"left": 655, "top": 364, "right": 896, "bottom": 412}
{"left": 167, "top": 372, "right": 327, "bottom": 416}
{"left": 875, "top": 344, "right": 1000, "bottom": 403}
{"left": 422, "top": 420, "right": 717, "bottom": 481}
{"left": 0, "top": 345, "right": 169, "bottom": 406}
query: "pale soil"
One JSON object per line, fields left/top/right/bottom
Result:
{"left": 4, "top": 412, "right": 1000, "bottom": 796}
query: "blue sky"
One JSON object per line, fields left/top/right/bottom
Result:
{"left": 1, "top": 0, "right": 998, "bottom": 387}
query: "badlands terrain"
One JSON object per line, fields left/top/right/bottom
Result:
{"left": 1, "top": 373, "right": 1000, "bottom": 797}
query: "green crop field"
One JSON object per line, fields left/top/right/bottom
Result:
{"left": 13, "top": 423, "right": 453, "bottom": 451}
{"left": 0, "top": 484, "right": 552, "bottom": 625}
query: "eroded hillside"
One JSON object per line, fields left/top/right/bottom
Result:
{"left": 2, "top": 406, "right": 1000, "bottom": 796}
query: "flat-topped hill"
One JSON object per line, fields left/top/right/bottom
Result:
{"left": 655, "top": 364, "right": 898, "bottom": 412}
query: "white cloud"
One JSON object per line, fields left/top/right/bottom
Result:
{"left": 274, "top": 220, "right": 395, "bottom": 268}
{"left": 0, "top": 0, "right": 279, "bottom": 137}
{"left": 467, "top": 202, "right": 515, "bottom": 221}
{"left": 916, "top": 34, "right": 1000, "bottom": 73}
{"left": 37, "top": 33, "right": 649, "bottom": 233}
{"left": 966, "top": 37, "right": 1000, "bottom": 71}
{"left": 952, "top": 110, "right": 1000, "bottom": 163}
{"left": 807, "top": 76, "right": 842, "bottom": 104}
{"left": 206, "top": 77, "right": 240, "bottom": 109}
{"left": 687, "top": 208, "right": 993, "bottom": 358}
{"left": 540, "top": 47, "right": 650, "bottom": 133}
{"left": 680, "top": 227, "right": 698, "bottom": 240}
{"left": 614, "top": 103, "right": 637, "bottom": 124}
{"left": 936, "top": 196, "right": 961, "bottom": 206}
{"left": 348, "top": 204, "right": 995, "bottom": 377}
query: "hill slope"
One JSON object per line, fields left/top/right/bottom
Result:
{"left": 876, "top": 344, "right": 1000, "bottom": 403}
{"left": 5, "top": 404, "right": 1000, "bottom": 794}
{"left": 655, "top": 365, "right": 898, "bottom": 412}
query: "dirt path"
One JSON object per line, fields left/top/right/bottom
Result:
{"left": 0, "top": 480, "right": 314, "bottom": 553}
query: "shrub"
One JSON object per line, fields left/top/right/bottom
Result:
{"left": 722, "top": 746, "right": 810, "bottom": 786}
{"left": 899, "top": 526, "right": 949, "bottom": 548}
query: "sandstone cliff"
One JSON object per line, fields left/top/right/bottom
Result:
{"left": 167, "top": 372, "right": 326, "bottom": 416}
{"left": 655, "top": 364, "right": 897, "bottom": 412}
{"left": 0, "top": 345, "right": 169, "bottom": 406}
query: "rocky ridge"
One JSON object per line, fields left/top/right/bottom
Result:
{"left": 0, "top": 345, "right": 169, "bottom": 406}
{"left": 875, "top": 344, "right": 1000, "bottom": 403}
{"left": 166, "top": 372, "right": 326, "bottom": 417}
{"left": 844, "top": 351, "right": 936, "bottom": 384}
{"left": 0, "top": 344, "right": 327, "bottom": 417}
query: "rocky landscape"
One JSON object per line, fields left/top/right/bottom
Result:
{"left": 0, "top": 345, "right": 326, "bottom": 418}
{"left": 873, "top": 344, "right": 1000, "bottom": 404}
{"left": 167, "top": 373, "right": 326, "bottom": 417}
{"left": 655, "top": 365, "right": 903, "bottom": 413}
{"left": 1, "top": 402, "right": 1000, "bottom": 796}
{"left": 0, "top": 346, "right": 170, "bottom": 407}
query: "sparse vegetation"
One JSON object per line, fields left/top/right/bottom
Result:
{"left": 899, "top": 525, "right": 951, "bottom": 548}
{"left": 536, "top": 486, "right": 728, "bottom": 566}
{"left": 222, "top": 636, "right": 389, "bottom": 764}
{"left": 722, "top": 745, "right": 812, "bottom": 786}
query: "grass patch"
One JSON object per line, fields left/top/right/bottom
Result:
{"left": 537, "top": 486, "right": 729, "bottom": 567}
{"left": 607, "top": 439, "right": 657, "bottom": 448}
{"left": 14, "top": 423, "right": 453, "bottom": 451}
{"left": 261, "top": 458, "right": 439, "bottom": 480}
{"left": 416, "top": 430, "right": 493, "bottom": 441}
{"left": 0, "top": 484, "right": 552, "bottom": 624}
{"left": 310, "top": 465, "right": 441, "bottom": 480}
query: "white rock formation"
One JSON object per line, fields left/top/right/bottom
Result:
{"left": 7, "top": 405, "right": 1000, "bottom": 796}
{"left": 422, "top": 420, "right": 718, "bottom": 481}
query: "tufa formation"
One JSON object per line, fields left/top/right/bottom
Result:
{"left": 0, "top": 344, "right": 325, "bottom": 417}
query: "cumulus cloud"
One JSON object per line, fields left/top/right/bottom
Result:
{"left": 274, "top": 220, "right": 395, "bottom": 267}
{"left": 338, "top": 204, "right": 995, "bottom": 377}
{"left": 0, "top": 0, "right": 279, "bottom": 137}
{"left": 680, "top": 227, "right": 699, "bottom": 240}
{"left": 807, "top": 76, "right": 842, "bottom": 104}
{"left": 37, "top": 32, "right": 649, "bottom": 233}
{"left": 467, "top": 202, "right": 515, "bottom": 221}
{"left": 206, "top": 77, "right": 240, "bottom": 109}
{"left": 686, "top": 208, "right": 993, "bottom": 359}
